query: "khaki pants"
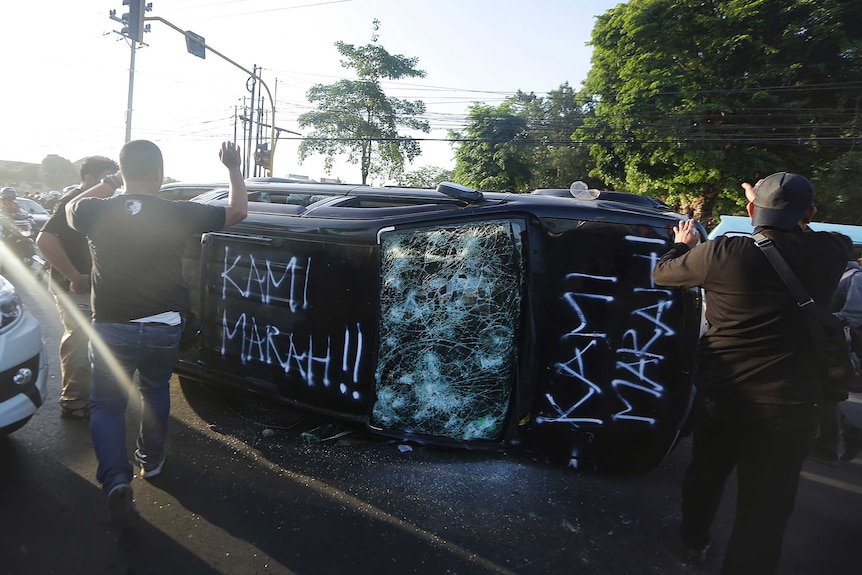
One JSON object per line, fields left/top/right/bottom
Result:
{"left": 54, "top": 288, "right": 92, "bottom": 410}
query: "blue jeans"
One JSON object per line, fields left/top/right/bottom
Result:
{"left": 89, "top": 322, "right": 182, "bottom": 493}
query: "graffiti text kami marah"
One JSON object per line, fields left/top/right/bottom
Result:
{"left": 221, "top": 247, "right": 311, "bottom": 312}
{"left": 217, "top": 246, "right": 363, "bottom": 400}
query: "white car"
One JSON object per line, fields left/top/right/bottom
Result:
{"left": 0, "top": 274, "right": 48, "bottom": 435}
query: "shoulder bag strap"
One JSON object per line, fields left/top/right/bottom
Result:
{"left": 752, "top": 232, "right": 842, "bottom": 329}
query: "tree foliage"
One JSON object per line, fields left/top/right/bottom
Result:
{"left": 813, "top": 151, "right": 862, "bottom": 224}
{"left": 578, "top": 0, "right": 862, "bottom": 226}
{"left": 399, "top": 165, "right": 455, "bottom": 188}
{"left": 451, "top": 102, "right": 531, "bottom": 191}
{"left": 510, "top": 84, "right": 600, "bottom": 190}
{"left": 451, "top": 83, "right": 597, "bottom": 192}
{"left": 297, "top": 20, "right": 430, "bottom": 185}
{"left": 41, "top": 154, "right": 78, "bottom": 190}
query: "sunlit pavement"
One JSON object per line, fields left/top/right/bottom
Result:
{"left": 1, "top": 282, "right": 859, "bottom": 575}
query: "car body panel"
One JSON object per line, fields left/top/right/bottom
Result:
{"left": 709, "top": 214, "right": 862, "bottom": 244}
{"left": 159, "top": 182, "right": 227, "bottom": 202}
{"left": 176, "top": 184, "right": 702, "bottom": 470}
{"left": 0, "top": 289, "right": 48, "bottom": 433}
{"left": 15, "top": 198, "right": 50, "bottom": 232}
{"left": 160, "top": 177, "right": 326, "bottom": 202}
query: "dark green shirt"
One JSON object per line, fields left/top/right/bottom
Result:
{"left": 653, "top": 226, "right": 848, "bottom": 405}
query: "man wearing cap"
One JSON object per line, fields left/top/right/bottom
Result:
{"left": 0, "top": 186, "right": 27, "bottom": 224}
{"left": 653, "top": 172, "right": 848, "bottom": 574}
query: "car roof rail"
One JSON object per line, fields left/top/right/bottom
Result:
{"left": 436, "top": 182, "right": 484, "bottom": 204}
{"left": 528, "top": 181, "right": 671, "bottom": 211}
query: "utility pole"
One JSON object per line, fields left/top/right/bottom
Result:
{"left": 233, "top": 104, "right": 238, "bottom": 149}
{"left": 109, "top": 1, "right": 151, "bottom": 142}
{"left": 125, "top": 43, "right": 136, "bottom": 143}
{"left": 255, "top": 90, "right": 265, "bottom": 177}
{"left": 246, "top": 67, "right": 257, "bottom": 178}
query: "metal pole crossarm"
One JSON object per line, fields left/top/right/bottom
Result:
{"left": 238, "top": 117, "right": 302, "bottom": 137}
{"left": 144, "top": 16, "right": 276, "bottom": 175}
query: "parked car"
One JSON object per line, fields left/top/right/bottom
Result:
{"left": 160, "top": 177, "right": 316, "bottom": 201}
{"left": 159, "top": 182, "right": 226, "bottom": 201}
{"left": 175, "top": 181, "right": 705, "bottom": 471}
{"left": 709, "top": 214, "right": 862, "bottom": 245}
{"left": 0, "top": 273, "right": 48, "bottom": 435}
{"left": 14, "top": 198, "right": 50, "bottom": 233}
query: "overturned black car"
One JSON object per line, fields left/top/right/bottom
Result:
{"left": 174, "top": 180, "right": 704, "bottom": 472}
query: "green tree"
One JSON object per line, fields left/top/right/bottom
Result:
{"left": 578, "top": 0, "right": 862, "bottom": 226}
{"left": 451, "top": 85, "right": 598, "bottom": 192}
{"left": 450, "top": 102, "right": 532, "bottom": 191}
{"left": 41, "top": 155, "right": 79, "bottom": 190}
{"left": 399, "top": 165, "right": 455, "bottom": 188}
{"left": 510, "top": 84, "right": 600, "bottom": 189}
{"left": 297, "top": 20, "right": 430, "bottom": 185}
{"left": 813, "top": 151, "right": 862, "bottom": 224}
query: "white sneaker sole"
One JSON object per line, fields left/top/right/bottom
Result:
{"left": 140, "top": 456, "right": 166, "bottom": 479}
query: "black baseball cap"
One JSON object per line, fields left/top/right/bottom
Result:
{"left": 751, "top": 172, "right": 814, "bottom": 230}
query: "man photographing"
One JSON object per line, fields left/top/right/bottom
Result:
{"left": 653, "top": 172, "right": 848, "bottom": 574}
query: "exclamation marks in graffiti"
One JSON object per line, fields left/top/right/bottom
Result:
{"left": 340, "top": 323, "right": 363, "bottom": 400}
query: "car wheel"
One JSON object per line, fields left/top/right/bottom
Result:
{"left": 0, "top": 415, "right": 33, "bottom": 435}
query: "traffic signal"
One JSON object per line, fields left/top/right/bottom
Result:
{"left": 254, "top": 144, "right": 272, "bottom": 168}
{"left": 121, "top": 0, "right": 144, "bottom": 42}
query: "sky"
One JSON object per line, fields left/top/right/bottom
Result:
{"left": 0, "top": 0, "right": 623, "bottom": 185}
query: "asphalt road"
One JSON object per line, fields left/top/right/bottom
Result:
{"left": 1, "top": 280, "right": 860, "bottom": 575}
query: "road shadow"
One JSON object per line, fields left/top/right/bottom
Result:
{"left": 168, "top": 377, "right": 705, "bottom": 575}
{"left": 0, "top": 433, "right": 221, "bottom": 574}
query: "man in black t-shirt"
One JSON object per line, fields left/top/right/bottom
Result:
{"left": 37, "top": 156, "right": 118, "bottom": 420}
{"left": 67, "top": 140, "right": 247, "bottom": 529}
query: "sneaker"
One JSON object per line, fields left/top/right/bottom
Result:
{"left": 681, "top": 541, "right": 710, "bottom": 566}
{"left": 107, "top": 484, "right": 139, "bottom": 529}
{"left": 841, "top": 442, "right": 862, "bottom": 462}
{"left": 139, "top": 455, "right": 166, "bottom": 479}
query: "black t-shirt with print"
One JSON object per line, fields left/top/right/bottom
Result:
{"left": 67, "top": 194, "right": 226, "bottom": 322}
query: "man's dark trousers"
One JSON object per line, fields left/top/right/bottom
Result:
{"left": 679, "top": 396, "right": 816, "bottom": 575}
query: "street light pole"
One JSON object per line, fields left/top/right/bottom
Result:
{"left": 109, "top": 2, "right": 146, "bottom": 142}
{"left": 125, "top": 41, "right": 137, "bottom": 142}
